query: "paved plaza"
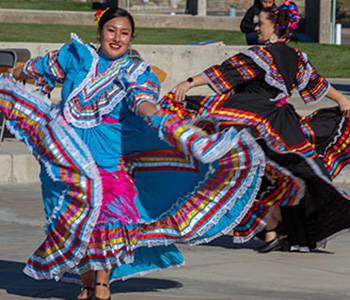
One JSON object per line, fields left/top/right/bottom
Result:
{"left": 0, "top": 184, "right": 350, "bottom": 300}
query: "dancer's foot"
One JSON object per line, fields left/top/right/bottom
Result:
{"left": 257, "top": 235, "right": 289, "bottom": 253}
{"left": 75, "top": 286, "right": 95, "bottom": 300}
{"left": 256, "top": 226, "right": 289, "bottom": 253}
{"left": 95, "top": 282, "right": 111, "bottom": 300}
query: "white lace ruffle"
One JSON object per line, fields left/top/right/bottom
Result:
{"left": 22, "top": 113, "right": 103, "bottom": 280}
{"left": 294, "top": 52, "right": 330, "bottom": 105}
{"left": 0, "top": 76, "right": 103, "bottom": 280}
{"left": 233, "top": 156, "right": 306, "bottom": 244}
{"left": 140, "top": 123, "right": 267, "bottom": 246}
{"left": 242, "top": 48, "right": 290, "bottom": 102}
{"left": 323, "top": 128, "right": 350, "bottom": 180}
{"left": 63, "top": 33, "right": 152, "bottom": 129}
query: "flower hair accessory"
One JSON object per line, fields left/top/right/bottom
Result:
{"left": 276, "top": 0, "right": 300, "bottom": 38}
{"left": 94, "top": 8, "right": 109, "bottom": 28}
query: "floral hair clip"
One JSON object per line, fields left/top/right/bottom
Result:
{"left": 278, "top": 0, "right": 300, "bottom": 29}
{"left": 94, "top": 8, "right": 109, "bottom": 28}
{"left": 275, "top": 0, "right": 300, "bottom": 40}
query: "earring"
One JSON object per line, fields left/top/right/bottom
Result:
{"left": 270, "top": 33, "right": 278, "bottom": 43}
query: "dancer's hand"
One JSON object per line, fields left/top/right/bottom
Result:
{"left": 7, "top": 68, "right": 19, "bottom": 79}
{"left": 326, "top": 85, "right": 350, "bottom": 117}
{"left": 7, "top": 65, "right": 31, "bottom": 81}
{"left": 138, "top": 101, "right": 166, "bottom": 117}
{"left": 171, "top": 74, "right": 208, "bottom": 102}
{"left": 338, "top": 98, "right": 350, "bottom": 117}
{"left": 171, "top": 81, "right": 191, "bottom": 102}
{"left": 153, "top": 110, "right": 166, "bottom": 117}
{"left": 9, "top": 66, "right": 22, "bottom": 80}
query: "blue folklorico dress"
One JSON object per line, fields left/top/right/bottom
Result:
{"left": 0, "top": 34, "right": 274, "bottom": 283}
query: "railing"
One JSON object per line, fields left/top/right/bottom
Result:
{"left": 103, "top": 0, "right": 305, "bottom": 16}
{"left": 128, "top": 0, "right": 244, "bottom": 16}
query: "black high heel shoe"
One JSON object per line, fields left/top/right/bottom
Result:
{"left": 257, "top": 235, "right": 289, "bottom": 253}
{"left": 256, "top": 226, "right": 289, "bottom": 253}
{"left": 75, "top": 286, "right": 95, "bottom": 300}
{"left": 95, "top": 282, "right": 111, "bottom": 300}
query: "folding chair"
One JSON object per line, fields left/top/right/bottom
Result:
{"left": 128, "top": 48, "right": 144, "bottom": 62}
{"left": 7, "top": 48, "right": 34, "bottom": 85}
{"left": 0, "top": 49, "right": 16, "bottom": 74}
{"left": 0, "top": 49, "right": 17, "bottom": 143}
{"left": 9, "top": 48, "right": 31, "bottom": 64}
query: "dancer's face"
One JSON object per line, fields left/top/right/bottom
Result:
{"left": 260, "top": 0, "right": 274, "bottom": 9}
{"left": 255, "top": 11, "right": 276, "bottom": 43}
{"left": 98, "top": 17, "right": 132, "bottom": 59}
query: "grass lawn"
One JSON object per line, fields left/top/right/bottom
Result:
{"left": 0, "top": 23, "right": 247, "bottom": 45}
{"left": 0, "top": 0, "right": 93, "bottom": 11}
{"left": 1, "top": 22, "right": 350, "bottom": 78}
{"left": 290, "top": 42, "right": 350, "bottom": 78}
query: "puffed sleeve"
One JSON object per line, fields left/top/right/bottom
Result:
{"left": 23, "top": 43, "right": 76, "bottom": 95}
{"left": 295, "top": 50, "right": 330, "bottom": 105}
{"left": 202, "top": 53, "right": 262, "bottom": 94}
{"left": 125, "top": 64, "right": 160, "bottom": 115}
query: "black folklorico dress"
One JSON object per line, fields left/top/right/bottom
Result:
{"left": 160, "top": 42, "right": 350, "bottom": 250}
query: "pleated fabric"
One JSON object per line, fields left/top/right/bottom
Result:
{"left": 160, "top": 42, "right": 350, "bottom": 247}
{"left": 0, "top": 70, "right": 269, "bottom": 282}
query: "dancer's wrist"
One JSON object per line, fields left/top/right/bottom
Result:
{"left": 186, "top": 77, "right": 194, "bottom": 88}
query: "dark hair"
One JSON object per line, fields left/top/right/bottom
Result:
{"left": 261, "top": 6, "right": 293, "bottom": 40}
{"left": 254, "top": 0, "right": 262, "bottom": 8}
{"left": 255, "top": 0, "right": 275, "bottom": 10}
{"left": 98, "top": 7, "right": 135, "bottom": 37}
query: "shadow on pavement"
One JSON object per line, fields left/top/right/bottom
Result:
{"left": 202, "top": 235, "right": 334, "bottom": 254}
{"left": 205, "top": 235, "right": 263, "bottom": 249}
{"left": 0, "top": 260, "right": 182, "bottom": 299}
{"left": 204, "top": 235, "right": 334, "bottom": 254}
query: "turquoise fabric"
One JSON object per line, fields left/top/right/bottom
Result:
{"left": 0, "top": 35, "right": 265, "bottom": 283}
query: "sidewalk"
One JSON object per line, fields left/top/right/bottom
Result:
{"left": 0, "top": 184, "right": 350, "bottom": 300}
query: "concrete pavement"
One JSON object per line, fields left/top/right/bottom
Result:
{"left": 0, "top": 183, "right": 350, "bottom": 300}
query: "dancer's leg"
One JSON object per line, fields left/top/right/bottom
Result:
{"left": 77, "top": 270, "right": 95, "bottom": 299}
{"left": 95, "top": 269, "right": 111, "bottom": 300}
{"left": 265, "top": 207, "right": 283, "bottom": 242}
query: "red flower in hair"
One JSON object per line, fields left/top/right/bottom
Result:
{"left": 94, "top": 8, "right": 109, "bottom": 28}
{"left": 94, "top": 9, "right": 104, "bottom": 21}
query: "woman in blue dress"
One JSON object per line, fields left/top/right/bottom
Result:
{"left": 0, "top": 8, "right": 270, "bottom": 300}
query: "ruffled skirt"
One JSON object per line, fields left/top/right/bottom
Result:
{"left": 0, "top": 74, "right": 272, "bottom": 283}
{"left": 160, "top": 92, "right": 350, "bottom": 248}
